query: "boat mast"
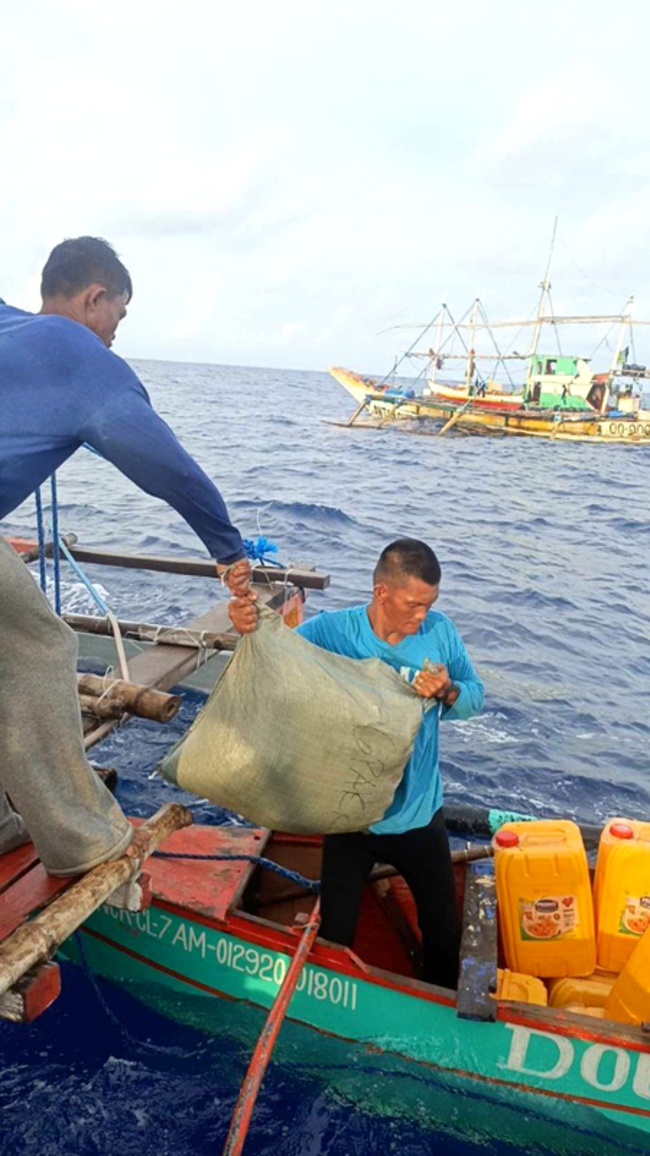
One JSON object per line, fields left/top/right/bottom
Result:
{"left": 526, "top": 217, "right": 558, "bottom": 388}
{"left": 465, "top": 298, "right": 479, "bottom": 392}
{"left": 429, "top": 302, "right": 447, "bottom": 385}
{"left": 602, "top": 295, "right": 634, "bottom": 413}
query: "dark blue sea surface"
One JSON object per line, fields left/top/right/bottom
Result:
{"left": 1, "top": 363, "right": 649, "bottom": 1155}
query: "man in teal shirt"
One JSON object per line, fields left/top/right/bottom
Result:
{"left": 230, "top": 538, "right": 484, "bottom": 988}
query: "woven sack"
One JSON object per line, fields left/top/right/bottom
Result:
{"left": 160, "top": 607, "right": 425, "bottom": 833}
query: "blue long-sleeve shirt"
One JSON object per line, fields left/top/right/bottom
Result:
{"left": 0, "top": 304, "right": 244, "bottom": 563}
{"left": 297, "top": 605, "right": 484, "bottom": 834}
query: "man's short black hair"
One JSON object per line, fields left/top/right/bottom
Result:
{"left": 41, "top": 237, "right": 133, "bottom": 302}
{"left": 373, "top": 538, "right": 441, "bottom": 587}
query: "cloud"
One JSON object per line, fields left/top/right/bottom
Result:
{"left": 3, "top": 1, "right": 650, "bottom": 372}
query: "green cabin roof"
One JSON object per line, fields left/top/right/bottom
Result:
{"left": 531, "top": 356, "right": 582, "bottom": 376}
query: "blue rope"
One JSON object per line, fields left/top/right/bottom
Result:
{"left": 243, "top": 535, "right": 283, "bottom": 567}
{"left": 57, "top": 536, "right": 111, "bottom": 615}
{"left": 152, "top": 851, "right": 320, "bottom": 894}
{"left": 34, "top": 487, "right": 47, "bottom": 594}
{"left": 50, "top": 472, "right": 62, "bottom": 616}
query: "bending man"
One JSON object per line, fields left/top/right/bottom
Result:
{"left": 230, "top": 538, "right": 484, "bottom": 988}
{"left": 0, "top": 237, "right": 250, "bottom": 875}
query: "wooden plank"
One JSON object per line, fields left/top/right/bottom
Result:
{"left": 0, "top": 961, "right": 61, "bottom": 1023}
{"left": 143, "top": 823, "right": 271, "bottom": 923}
{"left": 63, "top": 546, "right": 330, "bottom": 589}
{"left": 457, "top": 860, "right": 498, "bottom": 1022}
{"left": 0, "top": 843, "right": 40, "bottom": 896}
{"left": 0, "top": 865, "right": 72, "bottom": 941}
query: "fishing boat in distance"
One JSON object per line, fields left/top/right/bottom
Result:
{"left": 329, "top": 242, "right": 650, "bottom": 442}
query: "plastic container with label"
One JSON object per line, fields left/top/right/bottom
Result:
{"left": 493, "top": 820, "right": 596, "bottom": 978}
{"left": 494, "top": 968, "right": 548, "bottom": 1006}
{"left": 593, "top": 818, "right": 650, "bottom": 973}
{"left": 605, "top": 926, "right": 650, "bottom": 1024}
{"left": 547, "top": 970, "right": 616, "bottom": 1009}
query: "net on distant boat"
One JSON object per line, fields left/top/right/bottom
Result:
{"left": 159, "top": 607, "right": 424, "bottom": 833}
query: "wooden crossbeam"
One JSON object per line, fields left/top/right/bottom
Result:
{"left": 59, "top": 545, "right": 330, "bottom": 589}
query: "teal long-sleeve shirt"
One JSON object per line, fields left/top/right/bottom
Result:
{"left": 297, "top": 605, "right": 484, "bottom": 835}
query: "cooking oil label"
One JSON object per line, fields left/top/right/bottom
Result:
{"left": 619, "top": 895, "right": 650, "bottom": 937}
{"left": 519, "top": 896, "right": 579, "bottom": 941}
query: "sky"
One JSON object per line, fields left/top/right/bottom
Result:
{"left": 2, "top": 0, "right": 650, "bottom": 374}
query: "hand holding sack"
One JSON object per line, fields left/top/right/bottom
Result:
{"left": 160, "top": 607, "right": 426, "bottom": 834}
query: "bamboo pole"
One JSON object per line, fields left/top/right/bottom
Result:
{"left": 64, "top": 612, "right": 238, "bottom": 651}
{"left": 346, "top": 396, "right": 371, "bottom": 427}
{"left": 437, "top": 399, "right": 472, "bottom": 436}
{"left": 56, "top": 546, "right": 330, "bottom": 590}
{"left": 19, "top": 533, "right": 78, "bottom": 565}
{"left": 0, "top": 803, "right": 192, "bottom": 1000}
{"left": 223, "top": 899, "right": 321, "bottom": 1156}
{"left": 77, "top": 674, "right": 181, "bottom": 722}
{"left": 78, "top": 693, "right": 127, "bottom": 720}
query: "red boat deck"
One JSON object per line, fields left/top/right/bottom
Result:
{"left": 142, "top": 822, "right": 271, "bottom": 923}
{"left": 0, "top": 818, "right": 464, "bottom": 1021}
{"left": 0, "top": 821, "right": 272, "bottom": 1022}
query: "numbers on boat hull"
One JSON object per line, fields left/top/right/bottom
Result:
{"left": 606, "top": 422, "right": 650, "bottom": 438}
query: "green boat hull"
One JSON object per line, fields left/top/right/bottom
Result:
{"left": 63, "top": 900, "right": 650, "bottom": 1155}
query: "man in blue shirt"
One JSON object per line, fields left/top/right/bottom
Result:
{"left": 229, "top": 538, "right": 484, "bottom": 989}
{"left": 0, "top": 237, "right": 250, "bottom": 875}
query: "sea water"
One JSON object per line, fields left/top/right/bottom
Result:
{"left": 1, "top": 362, "right": 649, "bottom": 1155}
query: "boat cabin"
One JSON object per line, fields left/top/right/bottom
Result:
{"left": 525, "top": 355, "right": 595, "bottom": 409}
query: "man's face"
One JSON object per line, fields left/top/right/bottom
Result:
{"left": 374, "top": 575, "right": 440, "bottom": 635}
{"left": 87, "top": 288, "right": 129, "bottom": 347}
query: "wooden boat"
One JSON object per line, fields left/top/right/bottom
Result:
{"left": 1, "top": 792, "right": 644, "bottom": 1152}
{"left": 45, "top": 824, "right": 650, "bottom": 1153}
{"left": 426, "top": 379, "right": 524, "bottom": 411}
{"left": 330, "top": 230, "right": 650, "bottom": 443}
{"left": 3, "top": 807, "right": 650, "bottom": 1152}
{"left": 329, "top": 368, "right": 650, "bottom": 445}
{"left": 329, "top": 366, "right": 427, "bottom": 420}
{"left": 4, "top": 536, "right": 650, "bottom": 1152}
